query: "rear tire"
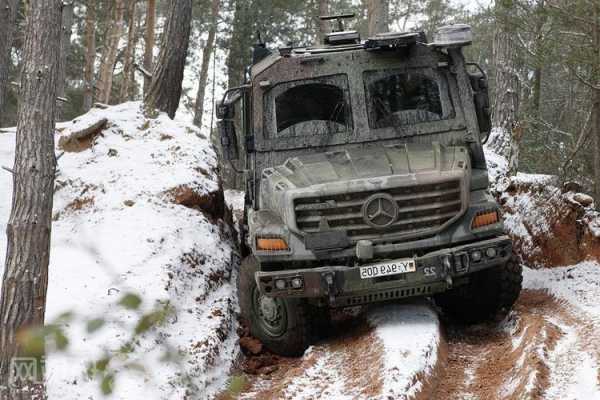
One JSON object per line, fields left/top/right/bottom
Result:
{"left": 238, "top": 256, "right": 312, "bottom": 356}
{"left": 435, "top": 253, "right": 522, "bottom": 323}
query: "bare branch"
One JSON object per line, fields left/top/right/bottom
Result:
{"left": 134, "top": 63, "right": 152, "bottom": 79}
{"left": 561, "top": 110, "right": 592, "bottom": 172}
{"left": 1, "top": 166, "right": 14, "bottom": 174}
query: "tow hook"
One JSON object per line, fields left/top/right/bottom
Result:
{"left": 442, "top": 255, "right": 453, "bottom": 288}
{"left": 323, "top": 273, "right": 336, "bottom": 304}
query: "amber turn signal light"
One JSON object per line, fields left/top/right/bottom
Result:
{"left": 256, "top": 237, "right": 289, "bottom": 251}
{"left": 472, "top": 210, "right": 499, "bottom": 229}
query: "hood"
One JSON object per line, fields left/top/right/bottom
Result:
{"left": 261, "top": 142, "right": 469, "bottom": 191}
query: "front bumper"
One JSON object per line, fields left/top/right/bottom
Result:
{"left": 255, "top": 235, "right": 512, "bottom": 307}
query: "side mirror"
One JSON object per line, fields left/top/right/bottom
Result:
{"left": 469, "top": 70, "right": 491, "bottom": 143}
{"left": 216, "top": 101, "right": 234, "bottom": 120}
{"left": 216, "top": 85, "right": 250, "bottom": 162}
{"left": 218, "top": 118, "right": 239, "bottom": 161}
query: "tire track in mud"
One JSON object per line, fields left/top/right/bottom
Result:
{"left": 224, "top": 288, "right": 600, "bottom": 400}
{"left": 226, "top": 303, "right": 442, "bottom": 400}
{"left": 433, "top": 289, "right": 600, "bottom": 400}
{"left": 234, "top": 313, "right": 386, "bottom": 400}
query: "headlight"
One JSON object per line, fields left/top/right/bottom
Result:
{"left": 471, "top": 210, "right": 499, "bottom": 229}
{"left": 256, "top": 237, "right": 289, "bottom": 251}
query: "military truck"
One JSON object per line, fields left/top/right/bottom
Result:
{"left": 217, "top": 16, "right": 522, "bottom": 356}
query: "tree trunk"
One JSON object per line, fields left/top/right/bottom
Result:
{"left": 96, "top": 0, "right": 126, "bottom": 105}
{"left": 317, "top": 0, "right": 329, "bottom": 44}
{"left": 143, "top": 0, "right": 156, "bottom": 95}
{"left": 488, "top": 0, "right": 521, "bottom": 176}
{"left": 144, "top": 0, "right": 192, "bottom": 119}
{"left": 0, "top": 0, "right": 61, "bottom": 397}
{"left": 82, "top": 0, "right": 96, "bottom": 112}
{"left": 56, "top": 1, "right": 73, "bottom": 120}
{"left": 592, "top": 1, "right": 600, "bottom": 202}
{"left": 0, "top": 0, "right": 19, "bottom": 127}
{"left": 367, "top": 0, "right": 389, "bottom": 36}
{"left": 193, "top": 0, "right": 220, "bottom": 127}
{"left": 119, "top": 0, "right": 138, "bottom": 102}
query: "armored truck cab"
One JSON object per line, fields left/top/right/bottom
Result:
{"left": 218, "top": 21, "right": 522, "bottom": 356}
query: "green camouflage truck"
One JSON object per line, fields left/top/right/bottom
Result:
{"left": 217, "top": 17, "right": 522, "bottom": 356}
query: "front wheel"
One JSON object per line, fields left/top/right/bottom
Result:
{"left": 435, "top": 253, "right": 523, "bottom": 323}
{"left": 238, "top": 256, "right": 312, "bottom": 356}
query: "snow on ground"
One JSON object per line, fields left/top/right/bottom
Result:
{"left": 368, "top": 303, "right": 440, "bottom": 398}
{"left": 523, "top": 263, "right": 600, "bottom": 399}
{"left": 238, "top": 301, "right": 440, "bottom": 400}
{"left": 0, "top": 103, "right": 238, "bottom": 399}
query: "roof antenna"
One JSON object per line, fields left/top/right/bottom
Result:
{"left": 319, "top": 13, "right": 355, "bottom": 33}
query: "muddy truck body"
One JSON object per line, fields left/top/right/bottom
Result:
{"left": 217, "top": 20, "right": 522, "bottom": 356}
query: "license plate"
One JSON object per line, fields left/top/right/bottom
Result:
{"left": 360, "top": 259, "right": 416, "bottom": 279}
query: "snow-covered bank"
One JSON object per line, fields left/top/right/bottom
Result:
{"left": 0, "top": 103, "right": 238, "bottom": 399}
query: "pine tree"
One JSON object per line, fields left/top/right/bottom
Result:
{"left": 0, "top": 0, "right": 62, "bottom": 396}
{"left": 143, "top": 0, "right": 157, "bottom": 95}
{"left": 0, "top": 0, "right": 19, "bottom": 127}
{"left": 488, "top": 0, "right": 521, "bottom": 177}
{"left": 144, "top": 0, "right": 193, "bottom": 119}
{"left": 367, "top": 0, "right": 389, "bottom": 36}
{"left": 56, "top": 1, "right": 74, "bottom": 120}
{"left": 82, "top": 0, "right": 96, "bottom": 112}
{"left": 96, "top": 0, "right": 126, "bottom": 104}
{"left": 193, "top": 0, "right": 220, "bottom": 127}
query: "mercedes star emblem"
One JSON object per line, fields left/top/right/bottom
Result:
{"left": 362, "top": 193, "right": 399, "bottom": 229}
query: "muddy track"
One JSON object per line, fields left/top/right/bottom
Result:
{"left": 434, "top": 289, "right": 600, "bottom": 400}
{"left": 224, "top": 289, "right": 600, "bottom": 400}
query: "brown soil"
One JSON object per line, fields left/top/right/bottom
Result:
{"left": 165, "top": 185, "right": 225, "bottom": 219}
{"left": 227, "top": 312, "right": 387, "bottom": 400}
{"left": 433, "top": 289, "right": 600, "bottom": 400}
{"left": 501, "top": 180, "right": 600, "bottom": 267}
{"left": 224, "top": 289, "right": 600, "bottom": 400}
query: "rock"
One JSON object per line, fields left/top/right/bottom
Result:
{"left": 259, "top": 365, "right": 278, "bottom": 375}
{"left": 573, "top": 193, "right": 594, "bottom": 207}
{"left": 124, "top": 200, "right": 135, "bottom": 207}
{"left": 108, "top": 148, "right": 118, "bottom": 157}
{"left": 239, "top": 336, "right": 263, "bottom": 355}
{"left": 562, "top": 181, "right": 583, "bottom": 193}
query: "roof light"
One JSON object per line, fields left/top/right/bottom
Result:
{"left": 432, "top": 24, "right": 473, "bottom": 48}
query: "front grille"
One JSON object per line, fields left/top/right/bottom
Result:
{"left": 294, "top": 180, "right": 463, "bottom": 242}
{"left": 338, "top": 285, "right": 435, "bottom": 307}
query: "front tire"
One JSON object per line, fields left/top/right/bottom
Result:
{"left": 435, "top": 253, "right": 523, "bottom": 323}
{"left": 238, "top": 256, "right": 312, "bottom": 356}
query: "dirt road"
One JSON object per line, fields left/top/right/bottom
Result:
{"left": 226, "top": 265, "right": 600, "bottom": 400}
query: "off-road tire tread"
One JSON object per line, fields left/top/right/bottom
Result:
{"left": 435, "top": 253, "right": 522, "bottom": 323}
{"left": 238, "top": 256, "right": 312, "bottom": 356}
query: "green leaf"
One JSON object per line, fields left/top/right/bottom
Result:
{"left": 95, "top": 357, "right": 110, "bottom": 373}
{"left": 119, "top": 293, "right": 142, "bottom": 310}
{"left": 19, "top": 328, "right": 45, "bottom": 358}
{"left": 86, "top": 318, "right": 106, "bottom": 333}
{"left": 119, "top": 342, "right": 135, "bottom": 354}
{"left": 100, "top": 373, "right": 115, "bottom": 395}
{"left": 124, "top": 362, "right": 146, "bottom": 374}
{"left": 54, "top": 311, "right": 75, "bottom": 323}
{"left": 53, "top": 328, "right": 69, "bottom": 350}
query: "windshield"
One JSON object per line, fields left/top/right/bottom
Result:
{"left": 364, "top": 69, "right": 454, "bottom": 129}
{"left": 265, "top": 74, "right": 352, "bottom": 138}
